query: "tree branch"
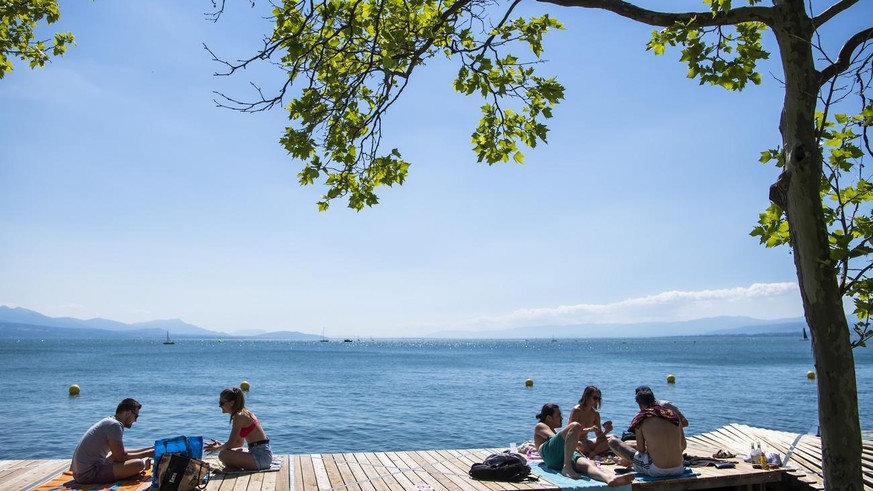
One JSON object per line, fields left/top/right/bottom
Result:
{"left": 534, "top": 0, "right": 774, "bottom": 27}
{"left": 818, "top": 27, "right": 873, "bottom": 86}
{"left": 813, "top": 0, "right": 860, "bottom": 28}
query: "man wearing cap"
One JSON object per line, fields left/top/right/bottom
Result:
{"left": 71, "top": 398, "right": 155, "bottom": 484}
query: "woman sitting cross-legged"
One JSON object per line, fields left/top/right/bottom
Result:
{"left": 204, "top": 387, "right": 273, "bottom": 471}
{"left": 534, "top": 403, "right": 635, "bottom": 487}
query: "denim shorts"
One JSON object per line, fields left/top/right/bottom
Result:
{"left": 249, "top": 441, "right": 273, "bottom": 470}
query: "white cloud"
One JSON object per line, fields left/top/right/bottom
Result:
{"left": 466, "top": 282, "right": 801, "bottom": 328}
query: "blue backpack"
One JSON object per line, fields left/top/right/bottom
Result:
{"left": 152, "top": 436, "right": 204, "bottom": 486}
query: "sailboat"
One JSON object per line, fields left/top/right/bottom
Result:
{"left": 319, "top": 328, "right": 329, "bottom": 342}
{"left": 802, "top": 327, "right": 809, "bottom": 340}
{"left": 163, "top": 330, "right": 175, "bottom": 345}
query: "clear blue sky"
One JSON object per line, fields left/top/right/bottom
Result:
{"left": 3, "top": 1, "right": 864, "bottom": 337}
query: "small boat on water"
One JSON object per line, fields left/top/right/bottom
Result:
{"left": 343, "top": 339, "right": 353, "bottom": 343}
{"left": 163, "top": 331, "right": 175, "bottom": 345}
{"left": 803, "top": 327, "right": 809, "bottom": 340}
{"left": 319, "top": 328, "right": 329, "bottom": 342}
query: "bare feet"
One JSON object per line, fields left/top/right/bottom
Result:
{"left": 561, "top": 465, "right": 583, "bottom": 479}
{"left": 607, "top": 472, "right": 635, "bottom": 487}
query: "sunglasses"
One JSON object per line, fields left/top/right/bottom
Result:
{"left": 219, "top": 400, "right": 230, "bottom": 406}
{"left": 131, "top": 410, "right": 139, "bottom": 421}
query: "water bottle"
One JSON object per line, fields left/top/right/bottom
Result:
{"left": 758, "top": 443, "right": 769, "bottom": 470}
{"left": 750, "top": 442, "right": 760, "bottom": 466}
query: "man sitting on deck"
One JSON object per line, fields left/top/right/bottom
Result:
{"left": 635, "top": 385, "right": 688, "bottom": 428}
{"left": 534, "top": 403, "right": 635, "bottom": 487}
{"left": 70, "top": 398, "right": 154, "bottom": 484}
{"left": 608, "top": 388, "right": 686, "bottom": 478}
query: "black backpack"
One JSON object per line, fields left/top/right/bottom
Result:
{"left": 468, "top": 451, "right": 535, "bottom": 482}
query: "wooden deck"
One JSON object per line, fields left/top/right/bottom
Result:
{"left": 3, "top": 425, "right": 871, "bottom": 491}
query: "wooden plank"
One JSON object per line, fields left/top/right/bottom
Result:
{"left": 376, "top": 452, "right": 416, "bottom": 490}
{"left": 387, "top": 450, "right": 450, "bottom": 491}
{"left": 368, "top": 451, "right": 413, "bottom": 491}
{"left": 250, "top": 468, "right": 267, "bottom": 491}
{"left": 351, "top": 452, "right": 397, "bottom": 491}
{"left": 323, "top": 453, "right": 353, "bottom": 491}
{"left": 633, "top": 467, "right": 783, "bottom": 491}
{"left": 231, "top": 473, "right": 253, "bottom": 491}
{"left": 296, "top": 454, "right": 318, "bottom": 491}
{"left": 7, "top": 459, "right": 74, "bottom": 491}
{"left": 437, "top": 450, "right": 502, "bottom": 491}
{"left": 4, "top": 432, "right": 871, "bottom": 491}
{"left": 323, "top": 452, "right": 350, "bottom": 491}
{"left": 407, "top": 450, "right": 464, "bottom": 491}
{"left": 441, "top": 449, "right": 515, "bottom": 491}
{"left": 312, "top": 454, "right": 335, "bottom": 491}
{"left": 0, "top": 460, "right": 21, "bottom": 473}
{"left": 274, "top": 455, "right": 291, "bottom": 491}
{"left": 341, "top": 452, "right": 378, "bottom": 491}
{"left": 415, "top": 450, "right": 479, "bottom": 491}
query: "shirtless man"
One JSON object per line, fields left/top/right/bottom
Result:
{"left": 568, "top": 385, "right": 613, "bottom": 457}
{"left": 534, "top": 403, "right": 635, "bottom": 487}
{"left": 608, "top": 387, "right": 686, "bottom": 477}
{"left": 635, "top": 385, "right": 688, "bottom": 428}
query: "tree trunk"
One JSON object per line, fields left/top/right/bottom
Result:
{"left": 772, "top": 2, "right": 862, "bottom": 489}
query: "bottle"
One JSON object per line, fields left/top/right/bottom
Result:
{"left": 750, "top": 442, "right": 761, "bottom": 467}
{"left": 758, "top": 443, "right": 769, "bottom": 470}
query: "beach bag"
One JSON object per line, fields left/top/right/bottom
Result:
{"left": 469, "top": 451, "right": 533, "bottom": 482}
{"left": 153, "top": 436, "right": 204, "bottom": 485}
{"left": 156, "top": 453, "right": 210, "bottom": 490}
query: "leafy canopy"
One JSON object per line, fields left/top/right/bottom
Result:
{"left": 0, "top": 0, "right": 75, "bottom": 79}
{"left": 215, "top": 0, "right": 774, "bottom": 210}
{"left": 264, "top": 0, "right": 565, "bottom": 210}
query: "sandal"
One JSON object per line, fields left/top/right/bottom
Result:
{"left": 712, "top": 450, "right": 736, "bottom": 459}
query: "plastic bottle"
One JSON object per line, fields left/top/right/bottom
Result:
{"left": 758, "top": 443, "right": 769, "bottom": 470}
{"left": 750, "top": 442, "right": 761, "bottom": 467}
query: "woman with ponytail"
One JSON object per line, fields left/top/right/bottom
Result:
{"left": 205, "top": 387, "right": 273, "bottom": 470}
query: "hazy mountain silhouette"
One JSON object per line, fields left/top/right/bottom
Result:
{"left": 0, "top": 306, "right": 319, "bottom": 340}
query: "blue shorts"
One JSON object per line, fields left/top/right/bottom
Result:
{"left": 249, "top": 441, "right": 273, "bottom": 470}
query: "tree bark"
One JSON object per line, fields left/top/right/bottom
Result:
{"left": 772, "top": 1, "right": 862, "bottom": 489}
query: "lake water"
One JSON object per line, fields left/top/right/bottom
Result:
{"left": 0, "top": 336, "right": 870, "bottom": 460}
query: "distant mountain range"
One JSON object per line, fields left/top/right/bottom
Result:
{"left": 0, "top": 306, "right": 321, "bottom": 340}
{"left": 0, "top": 305, "right": 809, "bottom": 340}
{"left": 427, "top": 316, "right": 809, "bottom": 339}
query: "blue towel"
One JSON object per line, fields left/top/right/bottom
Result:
{"left": 633, "top": 467, "right": 699, "bottom": 481}
{"left": 529, "top": 461, "right": 632, "bottom": 491}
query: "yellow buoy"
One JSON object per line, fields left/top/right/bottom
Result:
{"left": 524, "top": 379, "right": 534, "bottom": 387}
{"left": 807, "top": 371, "right": 815, "bottom": 380}
{"left": 666, "top": 374, "right": 676, "bottom": 384}
{"left": 240, "top": 380, "right": 250, "bottom": 391}
{"left": 69, "top": 384, "right": 80, "bottom": 396}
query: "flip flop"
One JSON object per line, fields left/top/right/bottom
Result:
{"left": 712, "top": 450, "right": 736, "bottom": 459}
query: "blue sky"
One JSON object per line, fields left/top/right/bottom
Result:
{"left": 2, "top": 1, "right": 865, "bottom": 337}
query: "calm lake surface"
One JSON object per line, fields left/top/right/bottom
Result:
{"left": 0, "top": 336, "right": 870, "bottom": 459}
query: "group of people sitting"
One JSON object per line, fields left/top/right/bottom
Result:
{"left": 69, "top": 387, "right": 271, "bottom": 484}
{"left": 69, "top": 384, "right": 684, "bottom": 487}
{"left": 533, "top": 385, "right": 688, "bottom": 487}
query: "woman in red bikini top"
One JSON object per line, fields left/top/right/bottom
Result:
{"left": 205, "top": 387, "right": 273, "bottom": 470}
